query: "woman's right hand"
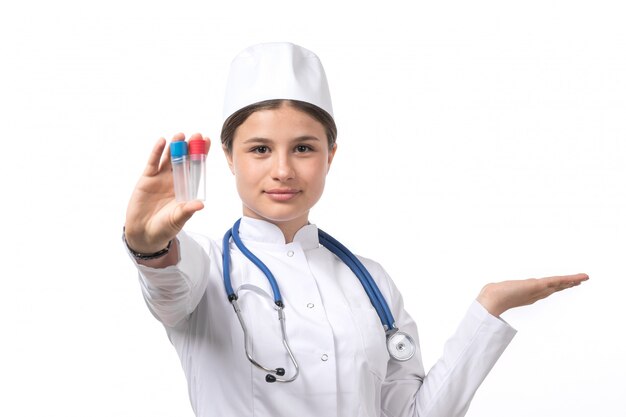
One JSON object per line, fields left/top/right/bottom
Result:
{"left": 124, "top": 132, "right": 211, "bottom": 254}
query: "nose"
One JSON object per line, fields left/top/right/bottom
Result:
{"left": 271, "top": 153, "right": 295, "bottom": 182}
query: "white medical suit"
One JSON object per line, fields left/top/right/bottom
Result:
{"left": 129, "top": 217, "right": 516, "bottom": 417}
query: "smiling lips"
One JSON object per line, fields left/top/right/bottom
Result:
{"left": 264, "top": 188, "right": 301, "bottom": 201}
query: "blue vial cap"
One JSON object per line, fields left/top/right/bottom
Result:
{"left": 170, "top": 141, "right": 188, "bottom": 158}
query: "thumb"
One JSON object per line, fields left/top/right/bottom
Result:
{"left": 171, "top": 200, "right": 205, "bottom": 230}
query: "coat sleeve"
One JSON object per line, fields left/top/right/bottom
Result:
{"left": 370, "top": 263, "right": 517, "bottom": 417}
{"left": 125, "top": 230, "right": 215, "bottom": 328}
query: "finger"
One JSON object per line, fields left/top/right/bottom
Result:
{"left": 188, "top": 133, "right": 211, "bottom": 155}
{"left": 180, "top": 200, "right": 205, "bottom": 220}
{"left": 171, "top": 132, "right": 186, "bottom": 142}
{"left": 541, "top": 274, "right": 588, "bottom": 297}
{"left": 188, "top": 132, "right": 203, "bottom": 142}
{"left": 563, "top": 273, "right": 589, "bottom": 282}
{"left": 171, "top": 200, "right": 205, "bottom": 230}
{"left": 543, "top": 273, "right": 589, "bottom": 288}
{"left": 143, "top": 138, "right": 167, "bottom": 177}
{"left": 552, "top": 281, "right": 579, "bottom": 293}
{"left": 574, "top": 273, "right": 590, "bottom": 282}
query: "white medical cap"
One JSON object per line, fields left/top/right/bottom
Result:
{"left": 222, "top": 42, "right": 334, "bottom": 122}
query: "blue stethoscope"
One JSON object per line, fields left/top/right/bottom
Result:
{"left": 222, "top": 218, "right": 416, "bottom": 383}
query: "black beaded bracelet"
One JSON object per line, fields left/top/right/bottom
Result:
{"left": 122, "top": 227, "right": 173, "bottom": 260}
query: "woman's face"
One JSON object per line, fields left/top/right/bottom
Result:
{"left": 224, "top": 103, "right": 337, "bottom": 232}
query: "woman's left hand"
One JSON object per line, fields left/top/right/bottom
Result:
{"left": 476, "top": 273, "right": 589, "bottom": 317}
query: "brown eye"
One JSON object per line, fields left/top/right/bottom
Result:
{"left": 253, "top": 146, "right": 269, "bottom": 154}
{"left": 295, "top": 145, "right": 312, "bottom": 153}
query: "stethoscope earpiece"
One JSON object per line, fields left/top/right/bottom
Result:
{"left": 264, "top": 368, "right": 286, "bottom": 383}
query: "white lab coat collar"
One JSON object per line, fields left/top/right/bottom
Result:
{"left": 238, "top": 216, "right": 319, "bottom": 250}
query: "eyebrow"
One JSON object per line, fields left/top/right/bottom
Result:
{"left": 242, "top": 136, "right": 321, "bottom": 144}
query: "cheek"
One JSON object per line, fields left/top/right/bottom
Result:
{"left": 304, "top": 160, "right": 329, "bottom": 190}
{"left": 233, "top": 158, "right": 264, "bottom": 190}
{"left": 234, "top": 165, "right": 251, "bottom": 189}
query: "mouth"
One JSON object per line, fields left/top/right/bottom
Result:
{"left": 264, "top": 188, "right": 301, "bottom": 202}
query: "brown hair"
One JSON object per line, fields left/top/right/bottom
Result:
{"left": 221, "top": 99, "right": 337, "bottom": 154}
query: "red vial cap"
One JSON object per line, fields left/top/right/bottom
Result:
{"left": 189, "top": 139, "right": 207, "bottom": 155}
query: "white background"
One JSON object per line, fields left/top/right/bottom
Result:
{"left": 1, "top": 1, "right": 624, "bottom": 416}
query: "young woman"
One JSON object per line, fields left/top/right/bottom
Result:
{"left": 123, "top": 42, "right": 588, "bottom": 417}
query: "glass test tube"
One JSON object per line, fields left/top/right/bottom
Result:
{"left": 188, "top": 139, "right": 206, "bottom": 201}
{"left": 170, "top": 141, "right": 190, "bottom": 202}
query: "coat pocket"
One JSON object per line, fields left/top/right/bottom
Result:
{"left": 351, "top": 305, "right": 390, "bottom": 380}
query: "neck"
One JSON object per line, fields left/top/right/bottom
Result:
{"left": 242, "top": 209, "right": 308, "bottom": 243}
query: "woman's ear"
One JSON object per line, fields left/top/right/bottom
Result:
{"left": 223, "top": 145, "right": 235, "bottom": 175}
{"left": 327, "top": 143, "right": 337, "bottom": 173}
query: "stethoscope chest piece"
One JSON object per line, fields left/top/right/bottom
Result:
{"left": 386, "top": 330, "right": 416, "bottom": 361}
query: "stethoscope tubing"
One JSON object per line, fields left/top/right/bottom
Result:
{"left": 232, "top": 219, "right": 284, "bottom": 306}
{"left": 223, "top": 219, "right": 397, "bottom": 330}
{"left": 317, "top": 229, "right": 395, "bottom": 330}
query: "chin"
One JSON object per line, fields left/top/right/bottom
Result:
{"left": 245, "top": 205, "right": 310, "bottom": 224}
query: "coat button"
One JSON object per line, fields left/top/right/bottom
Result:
{"left": 307, "top": 303, "right": 314, "bottom": 308}
{"left": 321, "top": 354, "right": 329, "bottom": 361}
{"left": 287, "top": 250, "right": 294, "bottom": 257}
